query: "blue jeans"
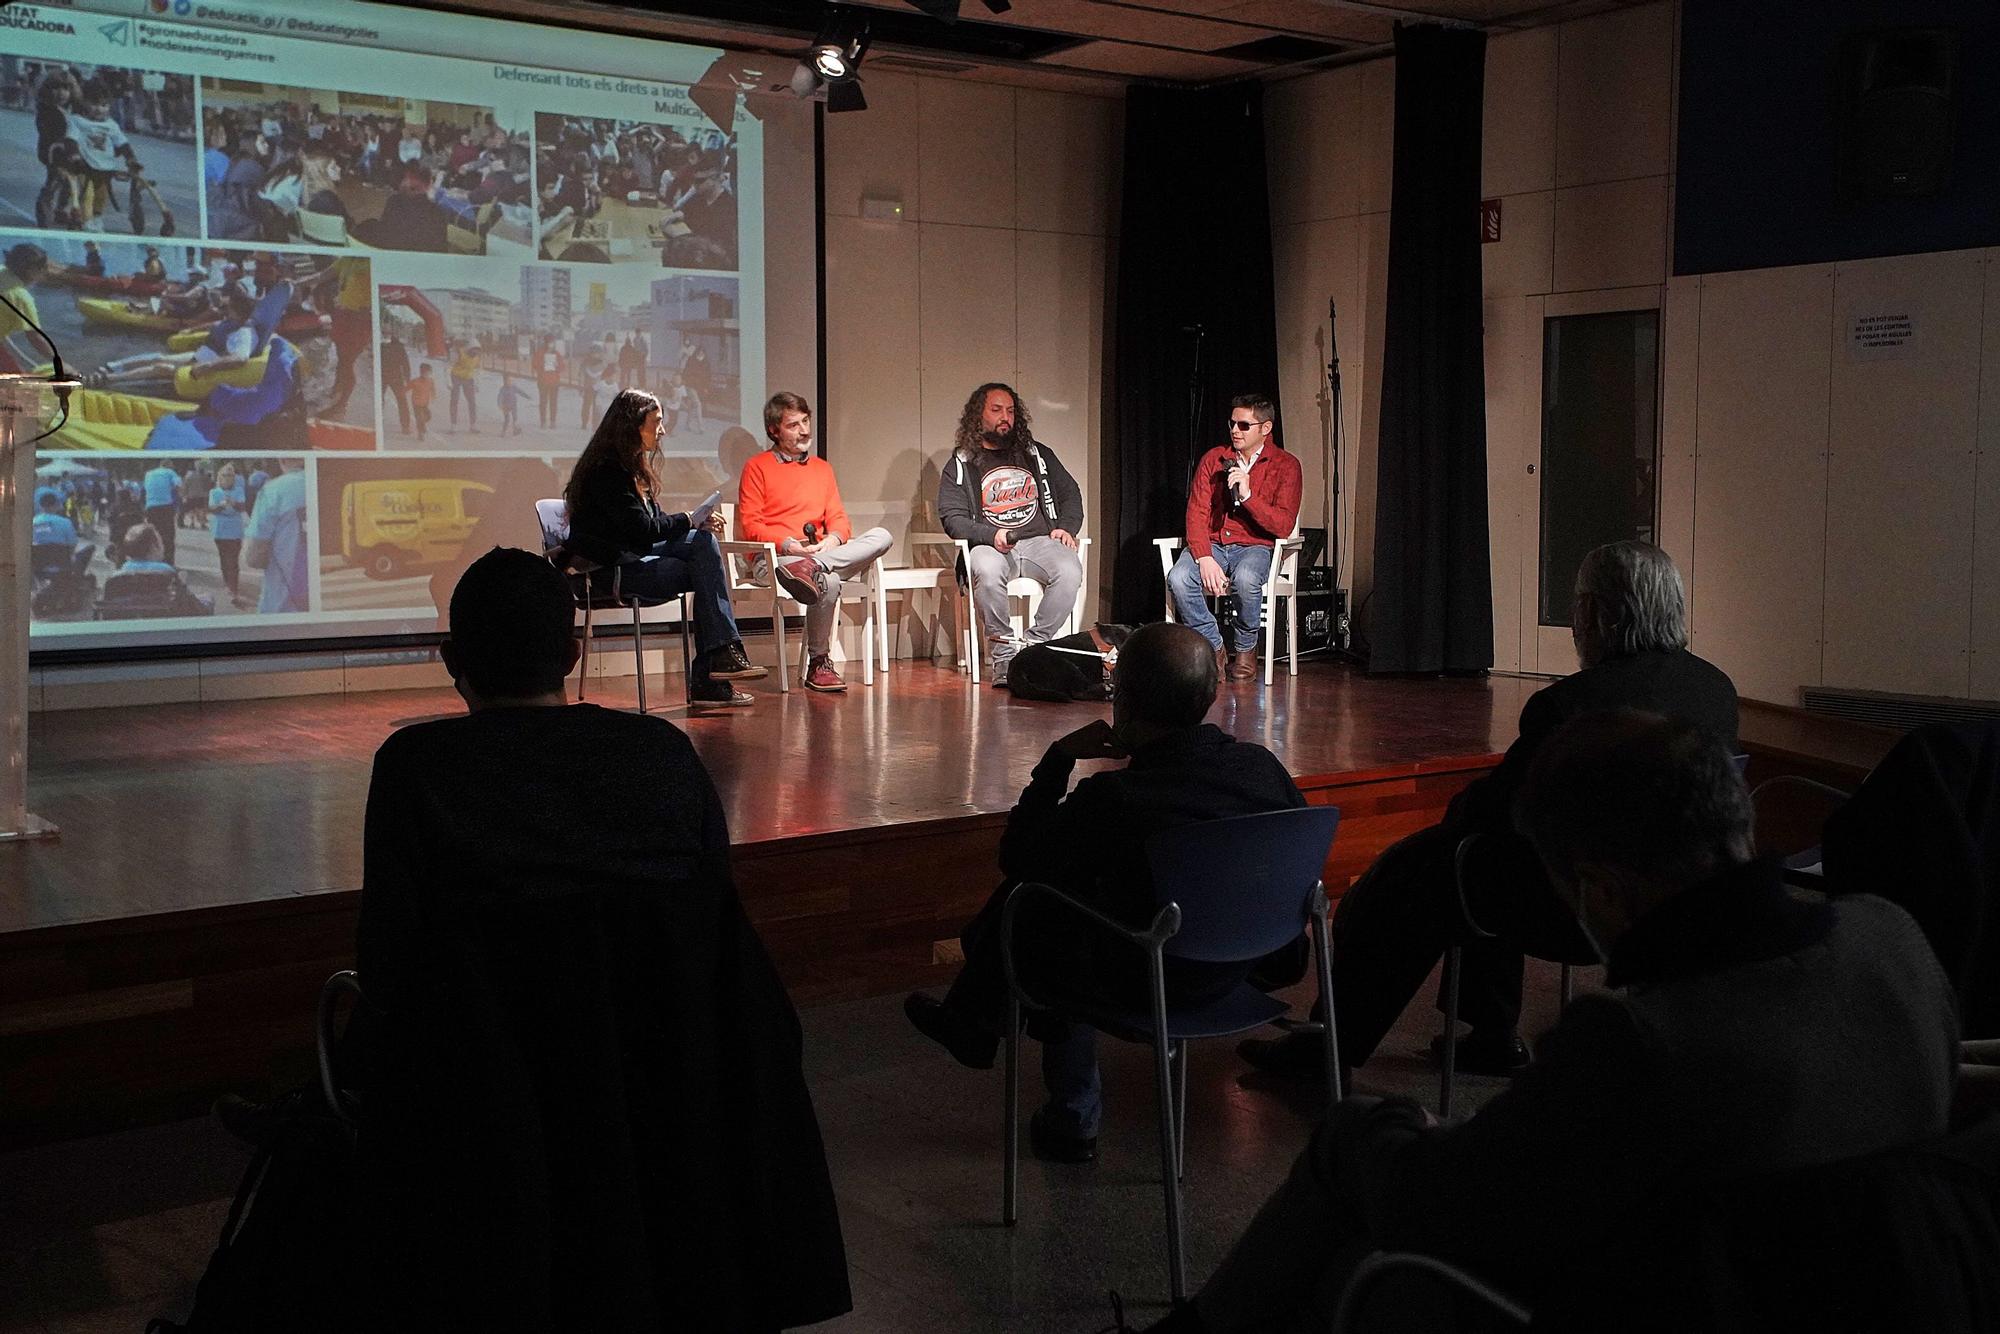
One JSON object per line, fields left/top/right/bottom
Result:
{"left": 597, "top": 529, "right": 741, "bottom": 667}
{"left": 1168, "top": 543, "right": 1273, "bottom": 652}
{"left": 1041, "top": 1024, "right": 1103, "bottom": 1138}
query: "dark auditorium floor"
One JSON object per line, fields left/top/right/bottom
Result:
{"left": 0, "top": 965, "right": 1576, "bottom": 1333}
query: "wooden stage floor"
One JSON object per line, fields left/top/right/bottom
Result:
{"left": 0, "top": 661, "right": 1540, "bottom": 936}
{"left": 0, "top": 658, "right": 1896, "bottom": 1145}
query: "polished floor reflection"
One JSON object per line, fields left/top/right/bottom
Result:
{"left": 2, "top": 661, "right": 1538, "bottom": 934}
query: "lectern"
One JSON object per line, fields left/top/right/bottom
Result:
{"left": 0, "top": 374, "right": 76, "bottom": 842}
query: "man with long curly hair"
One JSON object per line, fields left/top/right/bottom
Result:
{"left": 936, "top": 382, "right": 1085, "bottom": 686}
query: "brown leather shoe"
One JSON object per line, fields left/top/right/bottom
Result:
{"left": 1227, "top": 650, "right": 1259, "bottom": 682}
{"left": 803, "top": 654, "right": 847, "bottom": 693}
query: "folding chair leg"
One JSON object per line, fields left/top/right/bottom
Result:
{"left": 1311, "top": 906, "right": 1344, "bottom": 1103}
{"left": 1152, "top": 1029, "right": 1188, "bottom": 1303}
{"left": 966, "top": 585, "right": 981, "bottom": 685}
{"left": 578, "top": 600, "right": 592, "bottom": 701}
{"left": 1172, "top": 1040, "right": 1188, "bottom": 1181}
{"left": 629, "top": 599, "right": 648, "bottom": 716}
{"left": 1439, "top": 944, "right": 1462, "bottom": 1120}
{"left": 679, "top": 594, "right": 693, "bottom": 707}
{"left": 773, "top": 587, "right": 790, "bottom": 693}
{"left": 1003, "top": 996, "right": 1021, "bottom": 1227}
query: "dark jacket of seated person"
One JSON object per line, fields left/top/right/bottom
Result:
{"left": 354, "top": 656, "right": 847, "bottom": 1327}
{"left": 943, "top": 629, "right": 1306, "bottom": 1033}
{"left": 562, "top": 453, "right": 692, "bottom": 570}
{"left": 1175, "top": 714, "right": 1957, "bottom": 1334}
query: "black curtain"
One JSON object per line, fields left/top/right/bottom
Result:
{"left": 1110, "top": 83, "right": 1282, "bottom": 625}
{"left": 1368, "top": 24, "right": 1493, "bottom": 674}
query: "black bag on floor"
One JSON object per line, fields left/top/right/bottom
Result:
{"left": 1008, "top": 624, "right": 1133, "bottom": 702}
{"left": 148, "top": 1091, "right": 360, "bottom": 1334}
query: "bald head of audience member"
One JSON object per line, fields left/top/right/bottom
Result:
{"left": 441, "top": 547, "right": 580, "bottom": 711}
{"left": 1111, "top": 622, "right": 1219, "bottom": 748}
{"left": 1516, "top": 708, "right": 1755, "bottom": 960}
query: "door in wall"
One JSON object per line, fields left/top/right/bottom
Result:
{"left": 1528, "top": 307, "right": 1661, "bottom": 673}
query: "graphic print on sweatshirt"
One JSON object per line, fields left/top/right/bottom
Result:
{"left": 980, "top": 465, "right": 1039, "bottom": 529}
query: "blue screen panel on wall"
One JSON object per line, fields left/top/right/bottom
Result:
{"left": 1675, "top": 0, "right": 2000, "bottom": 277}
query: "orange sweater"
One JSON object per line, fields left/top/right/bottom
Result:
{"left": 736, "top": 450, "right": 853, "bottom": 546}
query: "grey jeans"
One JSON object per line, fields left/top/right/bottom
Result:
{"left": 754, "top": 527, "right": 892, "bottom": 656}
{"left": 965, "top": 534, "right": 1083, "bottom": 669}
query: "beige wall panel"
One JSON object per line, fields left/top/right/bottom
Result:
{"left": 1481, "top": 190, "right": 1553, "bottom": 299}
{"left": 917, "top": 79, "right": 1017, "bottom": 229}
{"left": 823, "top": 70, "right": 921, "bottom": 222}
{"left": 825, "top": 216, "right": 925, "bottom": 541}
{"left": 1823, "top": 251, "right": 1981, "bottom": 697}
{"left": 1484, "top": 295, "right": 1545, "bottom": 673}
{"left": 1483, "top": 26, "right": 1557, "bottom": 198}
{"left": 1266, "top": 69, "right": 1351, "bottom": 225}
{"left": 1691, "top": 266, "right": 1833, "bottom": 706}
{"left": 1015, "top": 229, "right": 1104, "bottom": 579}
{"left": 1555, "top": 0, "right": 1674, "bottom": 188}
{"left": 1015, "top": 89, "right": 1117, "bottom": 236}
{"left": 1354, "top": 57, "right": 1396, "bottom": 217}
{"left": 1271, "top": 217, "right": 1361, "bottom": 540}
{"left": 1968, "top": 258, "right": 2000, "bottom": 704}
{"left": 1977, "top": 254, "right": 2000, "bottom": 700}
{"left": 1552, "top": 176, "right": 1668, "bottom": 294}
{"left": 41, "top": 663, "right": 201, "bottom": 711}
{"left": 1658, "top": 275, "right": 1700, "bottom": 608}
{"left": 1345, "top": 210, "right": 1392, "bottom": 619}
{"left": 917, "top": 223, "right": 1019, "bottom": 513}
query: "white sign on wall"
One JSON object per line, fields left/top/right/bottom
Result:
{"left": 1847, "top": 310, "right": 1919, "bottom": 360}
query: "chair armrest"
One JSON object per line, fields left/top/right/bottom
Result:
{"left": 1451, "top": 834, "right": 1500, "bottom": 941}
{"left": 1333, "top": 1252, "right": 1532, "bottom": 1334}
{"left": 317, "top": 969, "right": 365, "bottom": 1126}
{"left": 997, "top": 880, "right": 1180, "bottom": 1009}
{"left": 715, "top": 540, "right": 773, "bottom": 558}
{"left": 1748, "top": 774, "right": 1854, "bottom": 804}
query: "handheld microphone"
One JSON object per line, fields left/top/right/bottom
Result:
{"left": 803, "top": 522, "right": 818, "bottom": 544}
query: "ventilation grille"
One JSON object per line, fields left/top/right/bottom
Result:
{"left": 1800, "top": 686, "right": 2000, "bottom": 732}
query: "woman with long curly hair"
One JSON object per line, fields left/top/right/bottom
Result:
{"left": 563, "top": 387, "right": 765, "bottom": 707}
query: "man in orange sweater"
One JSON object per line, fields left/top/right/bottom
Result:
{"left": 736, "top": 392, "right": 892, "bottom": 692}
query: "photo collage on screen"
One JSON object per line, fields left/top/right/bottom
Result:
{"left": 2, "top": 33, "right": 748, "bottom": 640}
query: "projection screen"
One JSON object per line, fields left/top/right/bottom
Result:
{"left": 0, "top": 0, "right": 818, "bottom": 654}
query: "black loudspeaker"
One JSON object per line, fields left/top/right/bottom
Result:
{"left": 1838, "top": 28, "right": 1958, "bottom": 198}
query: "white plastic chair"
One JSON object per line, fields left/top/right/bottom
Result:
{"left": 955, "top": 536, "right": 1091, "bottom": 686}
{"left": 1154, "top": 524, "right": 1301, "bottom": 685}
{"left": 716, "top": 502, "right": 875, "bottom": 691}
{"left": 873, "top": 531, "right": 966, "bottom": 672}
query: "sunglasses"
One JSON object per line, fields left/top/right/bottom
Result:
{"left": 1227, "top": 418, "right": 1262, "bottom": 431}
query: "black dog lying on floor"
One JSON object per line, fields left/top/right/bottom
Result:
{"left": 1006, "top": 624, "right": 1135, "bottom": 702}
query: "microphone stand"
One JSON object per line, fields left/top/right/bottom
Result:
{"left": 1297, "top": 296, "right": 1359, "bottom": 664}
{"left": 1183, "top": 324, "right": 1205, "bottom": 492}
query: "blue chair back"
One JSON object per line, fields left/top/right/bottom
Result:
{"left": 1144, "top": 806, "right": 1342, "bottom": 963}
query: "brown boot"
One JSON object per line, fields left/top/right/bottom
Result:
{"left": 1227, "top": 649, "right": 1259, "bottom": 682}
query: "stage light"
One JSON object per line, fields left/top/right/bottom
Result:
{"left": 790, "top": 7, "right": 871, "bottom": 114}
{"left": 807, "top": 8, "right": 870, "bottom": 82}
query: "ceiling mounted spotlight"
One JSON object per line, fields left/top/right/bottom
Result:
{"left": 807, "top": 7, "right": 870, "bottom": 82}
{"left": 790, "top": 6, "right": 872, "bottom": 114}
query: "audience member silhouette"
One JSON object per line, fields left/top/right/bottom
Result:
{"left": 905, "top": 621, "right": 1305, "bottom": 1163}
{"left": 352, "top": 546, "right": 850, "bottom": 1331}
{"left": 1148, "top": 710, "right": 1956, "bottom": 1333}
